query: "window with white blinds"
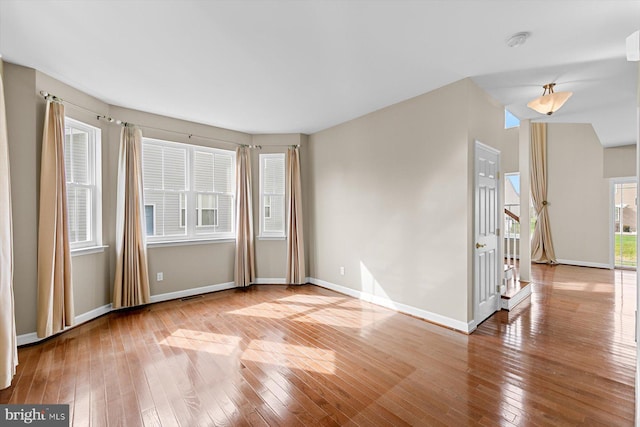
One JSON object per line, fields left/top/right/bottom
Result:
{"left": 142, "top": 138, "right": 235, "bottom": 242}
{"left": 259, "top": 153, "right": 285, "bottom": 237}
{"left": 64, "top": 117, "right": 102, "bottom": 250}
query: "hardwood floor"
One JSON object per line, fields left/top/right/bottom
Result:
{"left": 0, "top": 264, "right": 636, "bottom": 426}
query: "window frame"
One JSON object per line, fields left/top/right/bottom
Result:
{"left": 64, "top": 117, "right": 102, "bottom": 252}
{"left": 142, "top": 137, "right": 236, "bottom": 244}
{"left": 259, "top": 152, "right": 286, "bottom": 238}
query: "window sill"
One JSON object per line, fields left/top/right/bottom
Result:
{"left": 147, "top": 238, "right": 235, "bottom": 248}
{"left": 257, "top": 235, "right": 286, "bottom": 241}
{"left": 71, "top": 245, "right": 108, "bottom": 257}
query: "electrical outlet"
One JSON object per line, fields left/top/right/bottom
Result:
{"left": 157, "top": 272, "right": 163, "bottom": 282}
{"left": 339, "top": 266, "right": 345, "bottom": 276}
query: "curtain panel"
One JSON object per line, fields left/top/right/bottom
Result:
{"left": 530, "top": 122, "right": 557, "bottom": 264}
{"left": 0, "top": 69, "right": 18, "bottom": 389}
{"left": 113, "top": 126, "right": 151, "bottom": 308}
{"left": 234, "top": 146, "right": 255, "bottom": 287}
{"left": 37, "top": 100, "right": 74, "bottom": 338}
{"left": 286, "top": 146, "right": 306, "bottom": 284}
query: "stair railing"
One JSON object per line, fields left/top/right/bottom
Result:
{"left": 504, "top": 204, "right": 520, "bottom": 270}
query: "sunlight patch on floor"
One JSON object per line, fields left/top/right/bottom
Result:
{"left": 241, "top": 340, "right": 336, "bottom": 374}
{"left": 228, "top": 302, "right": 311, "bottom": 319}
{"left": 276, "top": 294, "right": 346, "bottom": 305}
{"left": 295, "top": 307, "right": 393, "bottom": 329}
{"left": 158, "top": 329, "right": 242, "bottom": 356}
{"left": 554, "top": 281, "right": 616, "bottom": 293}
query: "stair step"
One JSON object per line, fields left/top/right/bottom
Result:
{"left": 500, "top": 280, "right": 532, "bottom": 311}
{"left": 502, "top": 280, "right": 529, "bottom": 299}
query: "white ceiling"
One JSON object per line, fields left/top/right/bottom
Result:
{"left": 0, "top": 1, "right": 638, "bottom": 146}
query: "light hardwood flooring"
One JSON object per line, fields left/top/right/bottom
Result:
{"left": 0, "top": 264, "right": 636, "bottom": 426}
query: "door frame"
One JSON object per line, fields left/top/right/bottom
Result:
{"left": 473, "top": 140, "right": 502, "bottom": 328}
{"left": 610, "top": 177, "right": 637, "bottom": 270}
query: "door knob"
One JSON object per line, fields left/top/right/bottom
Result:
{"left": 476, "top": 243, "right": 486, "bottom": 249}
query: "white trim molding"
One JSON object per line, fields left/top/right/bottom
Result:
{"left": 253, "top": 278, "right": 287, "bottom": 285}
{"left": 556, "top": 259, "right": 613, "bottom": 269}
{"left": 17, "top": 303, "right": 112, "bottom": 346}
{"left": 307, "top": 277, "right": 474, "bottom": 334}
{"left": 149, "top": 282, "right": 235, "bottom": 304}
{"left": 74, "top": 303, "right": 112, "bottom": 325}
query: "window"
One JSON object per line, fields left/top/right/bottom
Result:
{"left": 64, "top": 117, "right": 102, "bottom": 250}
{"left": 259, "top": 153, "right": 285, "bottom": 237}
{"left": 505, "top": 109, "right": 520, "bottom": 129}
{"left": 142, "top": 138, "right": 235, "bottom": 242}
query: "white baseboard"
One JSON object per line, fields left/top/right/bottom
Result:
{"left": 556, "top": 259, "right": 612, "bottom": 269}
{"left": 253, "top": 278, "right": 286, "bottom": 285}
{"left": 75, "top": 303, "right": 112, "bottom": 324}
{"left": 149, "top": 282, "right": 235, "bottom": 303}
{"left": 17, "top": 303, "right": 113, "bottom": 346}
{"left": 16, "top": 333, "right": 39, "bottom": 346}
{"left": 307, "top": 277, "right": 474, "bottom": 334}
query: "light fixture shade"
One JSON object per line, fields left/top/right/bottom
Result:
{"left": 527, "top": 83, "right": 572, "bottom": 115}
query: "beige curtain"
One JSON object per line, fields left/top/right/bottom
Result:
{"left": 234, "top": 146, "right": 255, "bottom": 287}
{"left": 37, "top": 100, "right": 74, "bottom": 338}
{"left": 286, "top": 146, "right": 306, "bottom": 284}
{"left": 113, "top": 126, "right": 150, "bottom": 308}
{"left": 0, "top": 67, "right": 18, "bottom": 389}
{"left": 530, "top": 122, "right": 557, "bottom": 264}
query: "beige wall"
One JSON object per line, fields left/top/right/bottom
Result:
{"left": 547, "top": 123, "right": 611, "bottom": 267}
{"left": 604, "top": 144, "right": 636, "bottom": 178}
{"left": 308, "top": 78, "right": 514, "bottom": 325}
{"left": 5, "top": 64, "right": 38, "bottom": 334}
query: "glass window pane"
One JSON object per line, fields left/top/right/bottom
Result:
{"left": 66, "top": 186, "right": 90, "bottom": 244}
{"left": 194, "top": 151, "right": 214, "bottom": 192}
{"left": 217, "top": 195, "right": 233, "bottom": 233}
{"left": 214, "top": 153, "right": 233, "bottom": 193}
{"left": 163, "top": 192, "right": 186, "bottom": 236}
{"left": 66, "top": 186, "right": 77, "bottom": 243}
{"left": 264, "top": 194, "right": 284, "bottom": 233}
{"left": 72, "top": 130, "right": 89, "bottom": 184}
{"left": 163, "top": 146, "right": 186, "bottom": 190}
{"left": 197, "top": 194, "right": 217, "bottom": 228}
{"left": 143, "top": 144, "right": 164, "bottom": 190}
{"left": 145, "top": 205, "right": 155, "bottom": 236}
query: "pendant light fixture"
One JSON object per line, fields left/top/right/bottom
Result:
{"left": 527, "top": 83, "right": 573, "bottom": 115}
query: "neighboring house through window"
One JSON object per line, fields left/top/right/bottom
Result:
{"left": 64, "top": 117, "right": 102, "bottom": 250}
{"left": 259, "top": 153, "right": 285, "bottom": 238}
{"left": 142, "top": 138, "right": 235, "bottom": 242}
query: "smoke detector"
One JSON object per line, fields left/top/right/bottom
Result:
{"left": 506, "top": 32, "right": 530, "bottom": 48}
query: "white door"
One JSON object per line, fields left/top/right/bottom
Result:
{"left": 474, "top": 141, "right": 501, "bottom": 325}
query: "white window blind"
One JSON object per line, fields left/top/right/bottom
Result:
{"left": 259, "top": 153, "right": 285, "bottom": 237}
{"left": 64, "top": 117, "right": 101, "bottom": 250}
{"left": 142, "top": 138, "right": 235, "bottom": 242}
